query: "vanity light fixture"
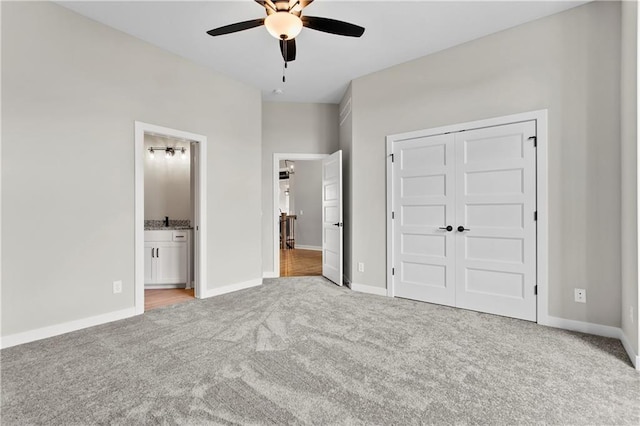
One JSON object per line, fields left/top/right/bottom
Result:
{"left": 148, "top": 146, "right": 188, "bottom": 159}
{"left": 285, "top": 160, "right": 295, "bottom": 175}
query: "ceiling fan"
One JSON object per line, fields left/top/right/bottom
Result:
{"left": 206, "top": 0, "right": 365, "bottom": 65}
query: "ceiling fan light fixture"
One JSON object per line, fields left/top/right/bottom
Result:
{"left": 264, "top": 12, "right": 302, "bottom": 40}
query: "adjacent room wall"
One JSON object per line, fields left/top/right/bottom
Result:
{"left": 621, "top": 0, "right": 639, "bottom": 358}
{"left": 144, "top": 136, "right": 191, "bottom": 221}
{"left": 262, "top": 102, "right": 339, "bottom": 276}
{"left": 291, "top": 160, "right": 322, "bottom": 249}
{"left": 348, "top": 1, "right": 622, "bottom": 326}
{"left": 1, "top": 1, "right": 262, "bottom": 337}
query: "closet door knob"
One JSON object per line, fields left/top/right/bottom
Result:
{"left": 457, "top": 226, "right": 470, "bottom": 232}
{"left": 439, "top": 226, "right": 453, "bottom": 232}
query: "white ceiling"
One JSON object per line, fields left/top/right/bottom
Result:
{"left": 58, "top": 0, "right": 588, "bottom": 103}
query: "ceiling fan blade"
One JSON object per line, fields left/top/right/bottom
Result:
{"left": 255, "top": 0, "right": 277, "bottom": 13}
{"left": 279, "top": 38, "right": 297, "bottom": 62}
{"left": 301, "top": 16, "right": 365, "bottom": 37}
{"left": 207, "top": 18, "right": 265, "bottom": 37}
{"left": 290, "top": 0, "right": 314, "bottom": 12}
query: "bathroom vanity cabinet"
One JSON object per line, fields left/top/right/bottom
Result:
{"left": 144, "top": 230, "right": 191, "bottom": 287}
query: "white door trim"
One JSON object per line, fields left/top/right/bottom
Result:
{"left": 386, "top": 109, "right": 549, "bottom": 324}
{"left": 272, "top": 153, "right": 329, "bottom": 277}
{"left": 134, "top": 121, "right": 208, "bottom": 315}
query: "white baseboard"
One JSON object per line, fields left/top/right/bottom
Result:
{"left": 262, "top": 272, "right": 278, "bottom": 279}
{"left": 144, "top": 284, "right": 185, "bottom": 289}
{"left": 201, "top": 278, "right": 262, "bottom": 298}
{"left": 542, "top": 315, "right": 621, "bottom": 338}
{"left": 1, "top": 307, "right": 137, "bottom": 349}
{"left": 350, "top": 282, "right": 388, "bottom": 297}
{"left": 543, "top": 315, "right": 639, "bottom": 370}
{"left": 619, "top": 330, "right": 640, "bottom": 370}
{"left": 295, "top": 245, "right": 322, "bottom": 251}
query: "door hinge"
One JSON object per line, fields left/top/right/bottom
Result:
{"left": 528, "top": 136, "right": 537, "bottom": 147}
{"left": 392, "top": 211, "right": 395, "bottom": 219}
{"left": 390, "top": 153, "right": 395, "bottom": 162}
{"left": 392, "top": 267, "right": 395, "bottom": 276}
{"left": 534, "top": 211, "right": 537, "bottom": 221}
{"left": 534, "top": 285, "right": 538, "bottom": 295}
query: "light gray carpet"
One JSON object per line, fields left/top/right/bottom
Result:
{"left": 1, "top": 277, "right": 639, "bottom": 425}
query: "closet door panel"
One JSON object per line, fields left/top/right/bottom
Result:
{"left": 454, "top": 121, "right": 537, "bottom": 321}
{"left": 393, "top": 134, "right": 456, "bottom": 306}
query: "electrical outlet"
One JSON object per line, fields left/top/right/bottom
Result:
{"left": 299, "top": 210, "right": 303, "bottom": 215}
{"left": 358, "top": 262, "right": 365, "bottom": 273}
{"left": 574, "top": 288, "right": 586, "bottom": 303}
{"left": 113, "top": 280, "right": 123, "bottom": 294}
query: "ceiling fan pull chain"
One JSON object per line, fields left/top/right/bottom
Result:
{"left": 282, "top": 62, "right": 286, "bottom": 83}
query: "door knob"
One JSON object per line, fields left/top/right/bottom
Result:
{"left": 439, "top": 225, "right": 453, "bottom": 232}
{"left": 457, "top": 226, "right": 470, "bottom": 232}
{"left": 333, "top": 222, "right": 343, "bottom": 227}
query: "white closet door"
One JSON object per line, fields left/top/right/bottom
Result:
{"left": 322, "top": 150, "right": 343, "bottom": 286}
{"left": 393, "top": 134, "right": 456, "bottom": 306}
{"left": 454, "top": 121, "right": 537, "bottom": 321}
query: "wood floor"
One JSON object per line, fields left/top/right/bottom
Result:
{"left": 145, "top": 288, "right": 194, "bottom": 311}
{"left": 280, "top": 248, "right": 322, "bottom": 277}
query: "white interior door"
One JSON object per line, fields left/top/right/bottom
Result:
{"left": 322, "top": 150, "right": 343, "bottom": 285}
{"left": 393, "top": 134, "right": 456, "bottom": 306}
{"left": 454, "top": 121, "right": 537, "bottom": 321}
{"left": 390, "top": 120, "right": 537, "bottom": 321}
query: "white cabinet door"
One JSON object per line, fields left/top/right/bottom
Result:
{"left": 322, "top": 150, "right": 343, "bottom": 286}
{"left": 144, "top": 243, "right": 155, "bottom": 283}
{"left": 454, "top": 121, "right": 537, "bottom": 321}
{"left": 393, "top": 133, "right": 456, "bottom": 306}
{"left": 144, "top": 231, "right": 189, "bottom": 286}
{"left": 155, "top": 243, "right": 188, "bottom": 284}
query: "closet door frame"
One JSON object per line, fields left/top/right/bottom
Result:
{"left": 386, "top": 109, "right": 549, "bottom": 325}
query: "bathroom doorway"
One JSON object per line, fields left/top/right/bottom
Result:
{"left": 134, "top": 122, "right": 208, "bottom": 314}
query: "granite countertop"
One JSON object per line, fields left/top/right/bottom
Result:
{"left": 144, "top": 219, "right": 192, "bottom": 231}
{"left": 144, "top": 226, "right": 193, "bottom": 231}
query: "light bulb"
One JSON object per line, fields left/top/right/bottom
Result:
{"left": 264, "top": 12, "right": 303, "bottom": 40}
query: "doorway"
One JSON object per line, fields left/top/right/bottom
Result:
{"left": 272, "top": 152, "right": 343, "bottom": 285}
{"left": 278, "top": 159, "right": 323, "bottom": 277}
{"left": 387, "top": 110, "right": 549, "bottom": 322}
{"left": 134, "top": 122, "right": 208, "bottom": 315}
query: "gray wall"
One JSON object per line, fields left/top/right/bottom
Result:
{"left": 262, "top": 102, "right": 339, "bottom": 275}
{"left": 339, "top": 86, "right": 353, "bottom": 284}
{"left": 348, "top": 1, "right": 622, "bottom": 326}
{"left": 291, "top": 161, "right": 322, "bottom": 249}
{"left": 620, "top": 0, "right": 639, "bottom": 355}
{"left": 144, "top": 136, "right": 191, "bottom": 221}
{"left": 1, "top": 2, "right": 262, "bottom": 336}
